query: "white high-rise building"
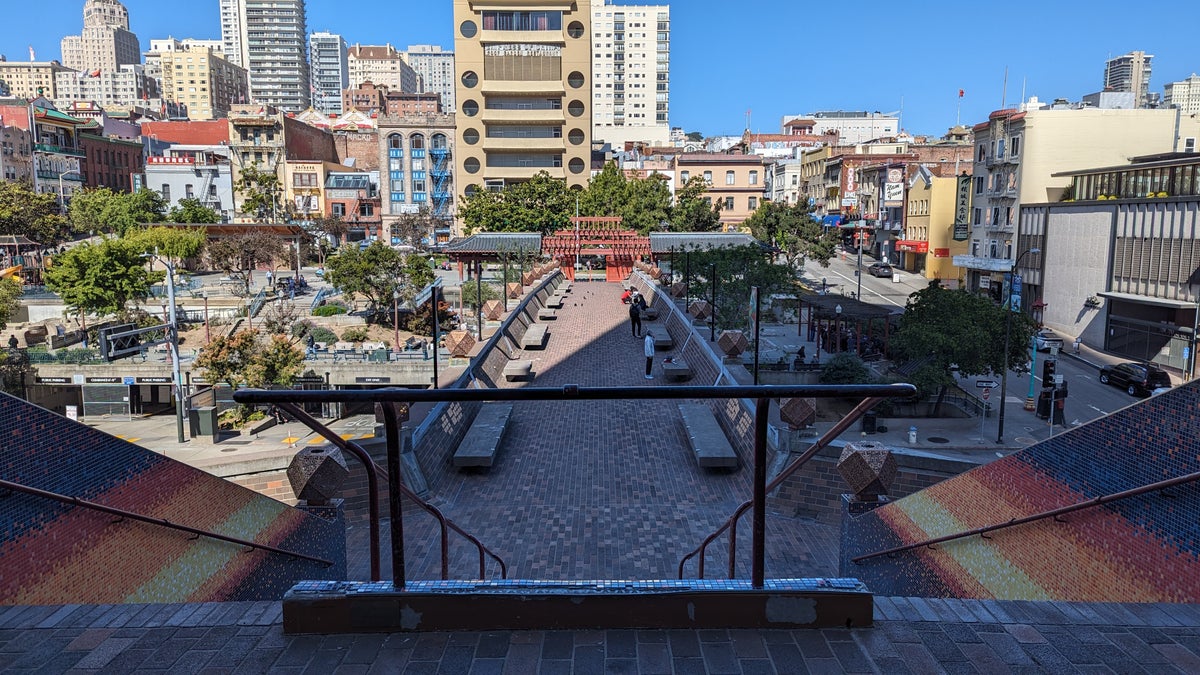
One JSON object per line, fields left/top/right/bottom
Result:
{"left": 403, "top": 45, "right": 455, "bottom": 113}
{"left": 781, "top": 111, "right": 900, "bottom": 145}
{"left": 1104, "top": 51, "right": 1154, "bottom": 108}
{"left": 590, "top": 1, "right": 670, "bottom": 148}
{"left": 347, "top": 44, "right": 417, "bottom": 93}
{"left": 1164, "top": 74, "right": 1200, "bottom": 116}
{"left": 220, "top": 0, "right": 311, "bottom": 111}
{"left": 60, "top": 0, "right": 141, "bottom": 75}
{"left": 310, "top": 32, "right": 349, "bottom": 115}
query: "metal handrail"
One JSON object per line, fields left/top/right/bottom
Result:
{"left": 678, "top": 396, "right": 885, "bottom": 579}
{"left": 851, "top": 468, "right": 1200, "bottom": 564}
{"left": 0, "top": 477, "right": 333, "bottom": 568}
{"left": 236, "top": 383, "right": 916, "bottom": 589}
{"left": 274, "top": 401, "right": 508, "bottom": 585}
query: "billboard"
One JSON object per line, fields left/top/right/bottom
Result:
{"left": 953, "top": 174, "right": 971, "bottom": 241}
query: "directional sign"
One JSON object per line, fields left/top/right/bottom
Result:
{"left": 982, "top": 388, "right": 992, "bottom": 400}
{"left": 975, "top": 380, "right": 1000, "bottom": 389}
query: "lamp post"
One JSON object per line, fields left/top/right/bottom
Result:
{"left": 57, "top": 170, "right": 79, "bottom": 215}
{"left": 143, "top": 250, "right": 186, "bottom": 444}
{"left": 392, "top": 289, "right": 400, "bottom": 355}
{"left": 835, "top": 304, "right": 843, "bottom": 353}
{"left": 202, "top": 290, "right": 210, "bottom": 344}
{"left": 997, "top": 247, "right": 1040, "bottom": 444}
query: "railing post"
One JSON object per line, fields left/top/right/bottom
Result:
{"left": 381, "top": 403, "right": 406, "bottom": 589}
{"left": 752, "top": 397, "right": 769, "bottom": 588}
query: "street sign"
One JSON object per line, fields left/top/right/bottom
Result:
{"left": 982, "top": 388, "right": 991, "bottom": 400}
{"left": 975, "top": 380, "right": 1000, "bottom": 389}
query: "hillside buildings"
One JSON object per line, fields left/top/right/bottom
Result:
{"left": 348, "top": 45, "right": 417, "bottom": 93}
{"left": 1103, "top": 50, "right": 1154, "bottom": 108}
{"left": 403, "top": 45, "right": 455, "bottom": 113}
{"left": 1164, "top": 74, "right": 1200, "bottom": 117}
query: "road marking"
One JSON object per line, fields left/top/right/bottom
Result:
{"left": 308, "top": 437, "right": 326, "bottom": 445}
{"left": 282, "top": 436, "right": 302, "bottom": 444}
{"left": 821, "top": 269, "right": 905, "bottom": 308}
{"left": 1087, "top": 405, "right": 1109, "bottom": 415}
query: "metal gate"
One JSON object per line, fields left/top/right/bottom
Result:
{"left": 81, "top": 384, "right": 132, "bottom": 420}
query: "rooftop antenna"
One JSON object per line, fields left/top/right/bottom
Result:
{"left": 1020, "top": 77, "right": 1026, "bottom": 108}
{"left": 1002, "top": 66, "right": 1009, "bottom": 109}
{"left": 745, "top": 108, "right": 751, "bottom": 132}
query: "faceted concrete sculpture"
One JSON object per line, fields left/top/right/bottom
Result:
{"left": 688, "top": 300, "right": 712, "bottom": 320}
{"left": 717, "top": 330, "right": 749, "bottom": 357}
{"left": 778, "top": 397, "right": 816, "bottom": 430}
{"left": 506, "top": 282, "right": 522, "bottom": 299}
{"left": 521, "top": 272, "right": 535, "bottom": 286}
{"left": 482, "top": 299, "right": 504, "bottom": 320}
{"left": 287, "top": 445, "right": 349, "bottom": 505}
{"left": 836, "top": 442, "right": 897, "bottom": 501}
{"left": 668, "top": 282, "right": 686, "bottom": 298}
{"left": 444, "top": 330, "right": 476, "bottom": 357}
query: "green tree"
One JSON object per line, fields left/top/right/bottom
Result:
{"left": 235, "top": 165, "right": 285, "bottom": 222}
{"left": 890, "top": 280, "right": 1038, "bottom": 406}
{"left": 167, "top": 198, "right": 221, "bottom": 224}
{"left": 0, "top": 277, "right": 20, "bottom": 330}
{"left": 43, "top": 237, "right": 163, "bottom": 319}
{"left": 194, "top": 330, "right": 303, "bottom": 388}
{"left": 743, "top": 199, "right": 838, "bottom": 270}
{"left": 402, "top": 253, "right": 435, "bottom": 297}
{"left": 578, "top": 162, "right": 673, "bottom": 234}
{"left": 206, "top": 231, "right": 287, "bottom": 296}
{"left": 390, "top": 207, "right": 438, "bottom": 248}
{"left": 0, "top": 181, "right": 72, "bottom": 245}
{"left": 670, "top": 177, "right": 723, "bottom": 232}
{"left": 68, "top": 187, "right": 167, "bottom": 236}
{"left": 125, "top": 226, "right": 207, "bottom": 267}
{"left": 819, "top": 352, "right": 872, "bottom": 384}
{"left": 244, "top": 335, "right": 305, "bottom": 387}
{"left": 686, "top": 131, "right": 704, "bottom": 142}
{"left": 458, "top": 171, "right": 574, "bottom": 235}
{"left": 324, "top": 241, "right": 407, "bottom": 323}
{"left": 0, "top": 346, "right": 30, "bottom": 397}
{"left": 684, "top": 244, "right": 795, "bottom": 333}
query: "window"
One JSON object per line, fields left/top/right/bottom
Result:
{"left": 973, "top": 207, "right": 982, "bottom": 225}
{"left": 724, "top": 196, "right": 734, "bottom": 210}
{"left": 413, "top": 178, "right": 426, "bottom": 193}
{"left": 185, "top": 184, "right": 194, "bottom": 199}
{"left": 1186, "top": 138, "right": 1197, "bottom": 153}
{"left": 293, "top": 172, "right": 318, "bottom": 187}
{"left": 1010, "top": 136, "right": 1021, "bottom": 158}
{"left": 358, "top": 203, "right": 374, "bottom": 217}
{"left": 748, "top": 196, "right": 758, "bottom": 210}
{"left": 331, "top": 203, "right": 346, "bottom": 217}
{"left": 724, "top": 170, "right": 735, "bottom": 185}
{"left": 977, "top": 144, "right": 986, "bottom": 162}
{"left": 975, "top": 177, "right": 984, "bottom": 194}
{"left": 680, "top": 170, "right": 689, "bottom": 182}
{"left": 703, "top": 170, "right": 712, "bottom": 184}
{"left": 161, "top": 184, "right": 170, "bottom": 201}
{"left": 749, "top": 170, "right": 758, "bottom": 185}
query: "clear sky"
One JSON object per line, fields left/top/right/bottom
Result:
{"left": 5, "top": 1, "right": 1200, "bottom": 138}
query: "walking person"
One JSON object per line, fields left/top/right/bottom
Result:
{"left": 629, "top": 300, "right": 643, "bottom": 337}
{"left": 644, "top": 332, "right": 656, "bottom": 379}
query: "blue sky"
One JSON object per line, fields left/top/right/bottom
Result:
{"left": 5, "top": 1, "right": 1200, "bottom": 137}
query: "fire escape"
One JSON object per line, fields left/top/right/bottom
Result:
{"left": 430, "top": 137, "right": 452, "bottom": 243}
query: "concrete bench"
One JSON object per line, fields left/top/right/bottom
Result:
{"left": 641, "top": 306, "right": 659, "bottom": 320}
{"left": 662, "top": 360, "right": 692, "bottom": 382}
{"left": 560, "top": 282, "right": 572, "bottom": 293}
{"left": 453, "top": 403, "right": 514, "bottom": 468}
{"left": 521, "top": 324, "right": 548, "bottom": 349}
{"left": 503, "top": 360, "right": 533, "bottom": 382}
{"left": 546, "top": 295, "right": 564, "bottom": 309}
{"left": 537, "top": 308, "right": 557, "bottom": 320}
{"left": 678, "top": 403, "right": 738, "bottom": 469}
{"left": 648, "top": 329, "right": 673, "bottom": 350}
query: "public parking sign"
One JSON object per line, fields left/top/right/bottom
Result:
{"left": 975, "top": 380, "right": 1000, "bottom": 389}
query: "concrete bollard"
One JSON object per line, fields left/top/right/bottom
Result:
{"left": 908, "top": 426, "right": 917, "bottom": 444}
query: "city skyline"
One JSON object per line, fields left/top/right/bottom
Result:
{"left": 2, "top": 0, "right": 1200, "bottom": 137}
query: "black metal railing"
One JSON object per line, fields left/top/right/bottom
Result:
{"left": 235, "top": 383, "right": 915, "bottom": 589}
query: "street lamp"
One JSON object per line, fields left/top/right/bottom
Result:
{"left": 57, "top": 170, "right": 79, "bottom": 215}
{"left": 997, "top": 247, "right": 1041, "bottom": 444}
{"left": 392, "top": 289, "right": 401, "bottom": 355}
{"left": 202, "top": 290, "right": 210, "bottom": 344}
{"left": 142, "top": 249, "right": 186, "bottom": 444}
{"left": 835, "top": 304, "right": 843, "bottom": 353}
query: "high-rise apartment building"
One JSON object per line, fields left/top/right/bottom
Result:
{"left": 60, "top": 0, "right": 141, "bottom": 75}
{"left": 310, "top": 32, "right": 349, "bottom": 115}
{"left": 219, "top": 0, "right": 311, "bottom": 111}
{"left": 347, "top": 45, "right": 418, "bottom": 93}
{"left": 53, "top": 63, "right": 159, "bottom": 112}
{"left": 144, "top": 38, "right": 225, "bottom": 86}
{"left": 403, "top": 45, "right": 456, "bottom": 113}
{"left": 0, "top": 61, "right": 75, "bottom": 100}
{"left": 158, "top": 47, "right": 248, "bottom": 120}
{"left": 1104, "top": 51, "right": 1153, "bottom": 107}
{"left": 1164, "top": 74, "right": 1200, "bottom": 116}
{"left": 591, "top": 1, "right": 669, "bottom": 148}
{"left": 453, "top": 0, "right": 593, "bottom": 194}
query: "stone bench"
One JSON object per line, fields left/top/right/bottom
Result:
{"left": 641, "top": 306, "right": 659, "bottom": 320}
{"left": 546, "top": 295, "right": 564, "bottom": 309}
{"left": 453, "top": 403, "right": 514, "bottom": 468}
{"left": 648, "top": 329, "right": 673, "bottom": 350}
{"left": 537, "top": 308, "right": 557, "bottom": 321}
{"left": 662, "top": 360, "right": 692, "bottom": 382}
{"left": 521, "top": 324, "right": 548, "bottom": 349}
{"left": 677, "top": 403, "right": 738, "bottom": 469}
{"left": 560, "top": 282, "right": 572, "bottom": 293}
{"left": 503, "top": 360, "right": 533, "bottom": 382}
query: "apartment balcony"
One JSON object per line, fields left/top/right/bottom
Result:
{"left": 985, "top": 154, "right": 1019, "bottom": 167}
{"left": 34, "top": 143, "right": 85, "bottom": 158}
{"left": 481, "top": 137, "right": 566, "bottom": 152}
{"left": 481, "top": 80, "right": 565, "bottom": 97}
{"left": 481, "top": 107, "right": 565, "bottom": 124}
{"left": 482, "top": 165, "right": 566, "bottom": 182}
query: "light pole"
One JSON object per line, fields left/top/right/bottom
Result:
{"left": 143, "top": 250, "right": 186, "bottom": 444}
{"left": 835, "top": 304, "right": 843, "bottom": 353}
{"left": 997, "top": 247, "right": 1040, "bottom": 444}
{"left": 57, "top": 170, "right": 79, "bottom": 215}
{"left": 202, "top": 290, "right": 211, "bottom": 344}
{"left": 392, "top": 289, "right": 400, "bottom": 355}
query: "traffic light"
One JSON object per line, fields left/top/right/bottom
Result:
{"left": 1042, "top": 357, "right": 1057, "bottom": 384}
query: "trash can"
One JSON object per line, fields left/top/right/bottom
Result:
{"left": 193, "top": 406, "right": 218, "bottom": 437}
{"left": 1036, "top": 388, "right": 1053, "bottom": 420}
{"left": 862, "top": 410, "right": 878, "bottom": 434}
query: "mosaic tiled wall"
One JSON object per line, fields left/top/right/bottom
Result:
{"left": 0, "top": 393, "right": 345, "bottom": 605}
{"left": 842, "top": 381, "right": 1200, "bottom": 603}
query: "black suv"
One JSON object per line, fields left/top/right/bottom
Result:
{"left": 867, "top": 263, "right": 893, "bottom": 278}
{"left": 1098, "top": 362, "right": 1172, "bottom": 397}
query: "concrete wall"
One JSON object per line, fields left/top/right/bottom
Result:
{"left": 1034, "top": 204, "right": 1114, "bottom": 344}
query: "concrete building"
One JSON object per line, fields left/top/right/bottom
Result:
{"left": 220, "top": 0, "right": 311, "bottom": 112}
{"left": 0, "top": 115, "right": 33, "bottom": 184}
{"left": 347, "top": 45, "right": 417, "bottom": 93}
{"left": 0, "top": 60, "right": 76, "bottom": 101}
{"left": 78, "top": 119, "right": 144, "bottom": 193}
{"left": 53, "top": 63, "right": 159, "bottom": 112}
{"left": 309, "top": 32, "right": 349, "bottom": 116}
{"left": 1103, "top": 50, "right": 1153, "bottom": 108}
{"left": 453, "top": 0, "right": 593, "bottom": 194}
{"left": 902, "top": 164, "right": 969, "bottom": 285}
{"left": 60, "top": 0, "right": 140, "bottom": 76}
{"left": 765, "top": 158, "right": 804, "bottom": 206}
{"left": 954, "top": 105, "right": 1192, "bottom": 305}
{"left": 343, "top": 81, "right": 388, "bottom": 117}
{"left": 144, "top": 147, "right": 235, "bottom": 223}
{"left": 675, "top": 153, "right": 766, "bottom": 229}
{"left": 403, "top": 45, "right": 456, "bottom": 113}
{"left": 1164, "top": 73, "right": 1200, "bottom": 117}
{"left": 0, "top": 99, "right": 86, "bottom": 204}
{"left": 782, "top": 111, "right": 899, "bottom": 145}
{"left": 226, "top": 104, "right": 338, "bottom": 221}
{"left": 385, "top": 92, "right": 441, "bottom": 117}
{"left": 157, "top": 47, "right": 248, "bottom": 121}
{"left": 379, "top": 113, "right": 456, "bottom": 241}
{"left": 590, "top": 1, "right": 670, "bottom": 148}
{"left": 144, "top": 38, "right": 226, "bottom": 92}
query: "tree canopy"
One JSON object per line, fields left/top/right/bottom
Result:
{"left": 324, "top": 242, "right": 433, "bottom": 323}
{"left": 0, "top": 181, "right": 72, "bottom": 245}
{"left": 670, "top": 176, "right": 724, "bottom": 232}
{"left": 458, "top": 171, "right": 576, "bottom": 235}
{"left": 681, "top": 244, "right": 796, "bottom": 333}
{"left": 194, "top": 330, "right": 303, "bottom": 388}
{"left": 167, "top": 198, "right": 221, "bottom": 224}
{"left": 207, "top": 231, "right": 287, "bottom": 296}
{"left": 743, "top": 199, "right": 838, "bottom": 270}
{"left": 0, "top": 277, "right": 20, "bottom": 331}
{"left": 43, "top": 237, "right": 163, "bottom": 319}
{"left": 235, "top": 165, "right": 286, "bottom": 222}
{"left": 68, "top": 187, "right": 167, "bottom": 236}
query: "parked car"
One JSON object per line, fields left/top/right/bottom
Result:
{"left": 867, "top": 263, "right": 893, "bottom": 278}
{"left": 1034, "top": 329, "right": 1064, "bottom": 352}
{"left": 1098, "top": 362, "right": 1172, "bottom": 397}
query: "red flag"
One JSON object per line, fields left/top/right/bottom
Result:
{"left": 28, "top": 45, "right": 35, "bottom": 61}
{"left": 89, "top": 69, "right": 101, "bottom": 78}
{"left": 958, "top": 89, "right": 965, "bottom": 98}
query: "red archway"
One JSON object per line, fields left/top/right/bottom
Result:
{"left": 542, "top": 217, "right": 650, "bottom": 282}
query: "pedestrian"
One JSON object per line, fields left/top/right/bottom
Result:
{"left": 1073, "top": 337, "right": 1082, "bottom": 355}
{"left": 798, "top": 345, "right": 806, "bottom": 361}
{"left": 265, "top": 269, "right": 274, "bottom": 288}
{"left": 644, "top": 332, "right": 656, "bottom": 379}
{"left": 306, "top": 333, "right": 315, "bottom": 358}
{"left": 621, "top": 288, "right": 632, "bottom": 304}
{"left": 629, "top": 300, "right": 643, "bottom": 337}
{"left": 6, "top": 335, "right": 17, "bottom": 350}
{"left": 635, "top": 294, "right": 648, "bottom": 312}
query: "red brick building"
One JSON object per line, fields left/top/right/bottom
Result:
{"left": 385, "top": 92, "right": 441, "bottom": 117}
{"left": 79, "top": 132, "right": 144, "bottom": 192}
{"left": 140, "top": 120, "right": 230, "bottom": 146}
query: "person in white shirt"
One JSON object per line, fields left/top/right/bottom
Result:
{"left": 644, "top": 333, "right": 656, "bottom": 379}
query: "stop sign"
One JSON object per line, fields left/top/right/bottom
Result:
{"left": 982, "top": 387, "right": 992, "bottom": 400}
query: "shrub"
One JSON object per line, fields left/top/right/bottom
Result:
{"left": 313, "top": 304, "right": 347, "bottom": 317}
{"left": 291, "top": 320, "right": 314, "bottom": 337}
{"left": 818, "top": 353, "right": 872, "bottom": 385}
{"left": 340, "top": 326, "right": 369, "bottom": 342}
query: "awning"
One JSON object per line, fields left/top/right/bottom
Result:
{"left": 1098, "top": 291, "right": 1198, "bottom": 310}
{"left": 895, "top": 240, "right": 929, "bottom": 253}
